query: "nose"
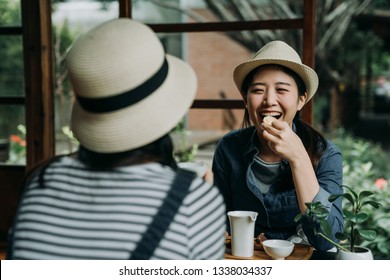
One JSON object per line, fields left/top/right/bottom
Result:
{"left": 263, "top": 90, "right": 277, "bottom": 106}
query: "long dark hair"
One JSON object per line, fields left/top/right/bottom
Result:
{"left": 240, "top": 64, "right": 327, "bottom": 169}
{"left": 78, "top": 133, "right": 178, "bottom": 170}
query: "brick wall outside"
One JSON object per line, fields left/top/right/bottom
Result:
{"left": 186, "top": 9, "right": 251, "bottom": 131}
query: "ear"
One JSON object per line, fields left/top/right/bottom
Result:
{"left": 240, "top": 91, "right": 247, "bottom": 107}
{"left": 297, "top": 92, "right": 307, "bottom": 111}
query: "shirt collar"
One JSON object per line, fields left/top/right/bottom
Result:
{"left": 241, "top": 122, "right": 297, "bottom": 164}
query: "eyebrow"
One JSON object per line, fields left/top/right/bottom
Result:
{"left": 249, "top": 81, "right": 292, "bottom": 87}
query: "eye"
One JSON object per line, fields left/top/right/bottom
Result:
{"left": 249, "top": 87, "right": 264, "bottom": 94}
{"left": 276, "top": 87, "right": 288, "bottom": 93}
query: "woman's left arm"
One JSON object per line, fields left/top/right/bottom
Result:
{"left": 262, "top": 120, "right": 320, "bottom": 212}
{"left": 301, "top": 144, "right": 344, "bottom": 251}
{"left": 263, "top": 121, "right": 343, "bottom": 251}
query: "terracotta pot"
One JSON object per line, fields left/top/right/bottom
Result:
{"left": 336, "top": 246, "right": 373, "bottom": 260}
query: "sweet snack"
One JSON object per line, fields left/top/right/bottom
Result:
{"left": 263, "top": 116, "right": 277, "bottom": 125}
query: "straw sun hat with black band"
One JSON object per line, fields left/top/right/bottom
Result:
{"left": 66, "top": 18, "right": 197, "bottom": 153}
{"left": 233, "top": 40, "right": 318, "bottom": 103}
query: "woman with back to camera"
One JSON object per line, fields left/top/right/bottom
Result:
{"left": 8, "top": 18, "right": 225, "bottom": 260}
{"left": 212, "top": 40, "right": 343, "bottom": 252}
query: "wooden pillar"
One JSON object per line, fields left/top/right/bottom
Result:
{"left": 302, "top": 0, "right": 316, "bottom": 124}
{"left": 119, "top": 0, "right": 132, "bottom": 18}
{"left": 21, "top": 0, "right": 55, "bottom": 171}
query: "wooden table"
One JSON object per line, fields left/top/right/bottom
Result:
{"left": 224, "top": 239, "right": 313, "bottom": 260}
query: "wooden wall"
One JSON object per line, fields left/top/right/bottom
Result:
{"left": 0, "top": 166, "right": 25, "bottom": 242}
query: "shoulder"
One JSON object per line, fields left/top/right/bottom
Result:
{"left": 316, "top": 139, "right": 342, "bottom": 170}
{"left": 188, "top": 177, "right": 223, "bottom": 203}
{"left": 23, "top": 155, "right": 75, "bottom": 184}
{"left": 216, "top": 127, "right": 255, "bottom": 149}
{"left": 323, "top": 140, "right": 342, "bottom": 157}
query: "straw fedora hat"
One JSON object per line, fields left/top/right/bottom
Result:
{"left": 66, "top": 18, "right": 197, "bottom": 153}
{"left": 233, "top": 40, "right": 318, "bottom": 102}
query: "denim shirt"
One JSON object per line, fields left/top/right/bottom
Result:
{"left": 212, "top": 126, "right": 344, "bottom": 252}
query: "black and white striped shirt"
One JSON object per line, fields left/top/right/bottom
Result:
{"left": 8, "top": 157, "right": 226, "bottom": 259}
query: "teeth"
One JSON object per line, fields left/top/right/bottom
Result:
{"left": 261, "top": 113, "right": 281, "bottom": 117}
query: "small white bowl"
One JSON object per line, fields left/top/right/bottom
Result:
{"left": 263, "top": 239, "right": 295, "bottom": 260}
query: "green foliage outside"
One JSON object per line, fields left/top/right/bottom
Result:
{"left": 171, "top": 119, "right": 199, "bottom": 162}
{"left": 0, "top": 0, "right": 24, "bottom": 139}
{"left": 330, "top": 129, "right": 390, "bottom": 259}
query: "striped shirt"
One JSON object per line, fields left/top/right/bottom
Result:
{"left": 8, "top": 157, "right": 226, "bottom": 259}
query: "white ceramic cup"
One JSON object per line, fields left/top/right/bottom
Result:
{"left": 228, "top": 211, "right": 258, "bottom": 257}
{"left": 262, "top": 239, "right": 295, "bottom": 260}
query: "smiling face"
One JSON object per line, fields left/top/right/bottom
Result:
{"left": 241, "top": 64, "right": 307, "bottom": 133}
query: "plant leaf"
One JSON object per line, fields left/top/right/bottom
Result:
{"left": 319, "top": 219, "right": 332, "bottom": 237}
{"left": 335, "top": 232, "right": 348, "bottom": 241}
{"left": 358, "top": 190, "right": 374, "bottom": 201}
{"left": 343, "top": 185, "right": 358, "bottom": 200}
{"left": 361, "top": 200, "right": 381, "bottom": 209}
{"left": 313, "top": 207, "right": 329, "bottom": 219}
{"left": 347, "top": 212, "right": 369, "bottom": 223}
{"left": 294, "top": 213, "right": 302, "bottom": 222}
{"left": 356, "top": 229, "right": 377, "bottom": 241}
{"left": 343, "top": 210, "right": 354, "bottom": 220}
{"left": 328, "top": 194, "right": 342, "bottom": 202}
{"left": 342, "top": 193, "right": 355, "bottom": 205}
{"left": 355, "top": 212, "right": 369, "bottom": 223}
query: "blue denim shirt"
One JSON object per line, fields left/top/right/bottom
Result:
{"left": 212, "top": 126, "right": 344, "bottom": 252}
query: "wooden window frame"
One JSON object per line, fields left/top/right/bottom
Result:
{"left": 0, "top": 0, "right": 54, "bottom": 171}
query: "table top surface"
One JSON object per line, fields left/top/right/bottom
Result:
{"left": 224, "top": 238, "right": 313, "bottom": 260}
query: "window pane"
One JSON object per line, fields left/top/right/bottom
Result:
{"left": 134, "top": 0, "right": 301, "bottom": 24}
{"left": 52, "top": 0, "right": 120, "bottom": 156}
{"left": 133, "top": 0, "right": 183, "bottom": 24}
{"left": 0, "top": 105, "right": 25, "bottom": 164}
{"left": 0, "top": 36, "right": 24, "bottom": 97}
{"left": 52, "top": 0, "right": 119, "bottom": 32}
{"left": 0, "top": 0, "right": 22, "bottom": 27}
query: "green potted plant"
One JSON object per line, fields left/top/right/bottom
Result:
{"left": 295, "top": 185, "right": 381, "bottom": 259}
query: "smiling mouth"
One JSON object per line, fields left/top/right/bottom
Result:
{"left": 260, "top": 112, "right": 282, "bottom": 120}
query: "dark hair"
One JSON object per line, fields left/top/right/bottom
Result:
{"left": 240, "top": 64, "right": 327, "bottom": 169}
{"left": 78, "top": 133, "right": 178, "bottom": 170}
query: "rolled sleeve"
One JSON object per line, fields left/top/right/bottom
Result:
{"left": 313, "top": 188, "right": 332, "bottom": 210}
{"left": 302, "top": 141, "right": 344, "bottom": 251}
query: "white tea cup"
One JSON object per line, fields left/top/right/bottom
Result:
{"left": 228, "top": 211, "right": 258, "bottom": 257}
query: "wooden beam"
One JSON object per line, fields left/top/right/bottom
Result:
{"left": 0, "top": 27, "right": 22, "bottom": 35}
{"left": 21, "top": 0, "right": 55, "bottom": 171}
{"left": 149, "top": 19, "right": 304, "bottom": 33}
{"left": 192, "top": 99, "right": 244, "bottom": 109}
{"left": 0, "top": 97, "right": 25, "bottom": 105}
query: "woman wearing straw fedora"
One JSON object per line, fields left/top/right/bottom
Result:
{"left": 7, "top": 19, "right": 225, "bottom": 260}
{"left": 212, "top": 41, "right": 343, "bottom": 252}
